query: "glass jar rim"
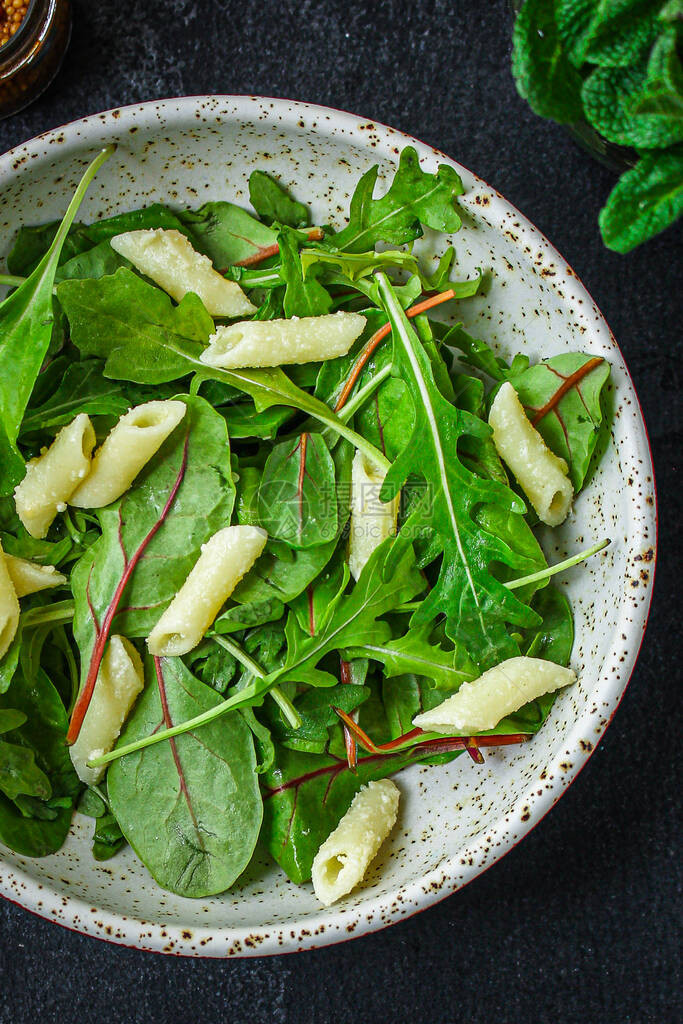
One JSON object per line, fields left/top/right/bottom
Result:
{"left": 0, "top": 0, "right": 44, "bottom": 60}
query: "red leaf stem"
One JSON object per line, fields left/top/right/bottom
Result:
{"left": 530, "top": 356, "right": 604, "bottom": 426}
{"left": 234, "top": 227, "right": 325, "bottom": 268}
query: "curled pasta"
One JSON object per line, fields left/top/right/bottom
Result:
{"left": 69, "top": 635, "right": 145, "bottom": 786}
{"left": 413, "top": 656, "right": 577, "bottom": 734}
{"left": 311, "top": 779, "right": 400, "bottom": 907}
{"left": 488, "top": 382, "right": 573, "bottom": 527}
{"left": 199, "top": 311, "right": 366, "bottom": 369}
{"left": 110, "top": 228, "right": 256, "bottom": 317}
{"left": 69, "top": 399, "right": 186, "bottom": 508}
{"left": 348, "top": 449, "right": 399, "bottom": 581}
{"left": 4, "top": 554, "right": 66, "bottom": 597}
{"left": 0, "top": 541, "right": 19, "bottom": 660}
{"left": 14, "top": 413, "right": 96, "bottom": 538}
{"left": 147, "top": 525, "right": 268, "bottom": 656}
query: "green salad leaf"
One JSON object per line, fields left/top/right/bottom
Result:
{"left": 599, "top": 143, "right": 683, "bottom": 250}
{"left": 249, "top": 170, "right": 310, "bottom": 228}
{"left": 108, "top": 656, "right": 262, "bottom": 897}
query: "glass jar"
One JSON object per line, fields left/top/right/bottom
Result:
{"left": 0, "top": 0, "right": 71, "bottom": 119}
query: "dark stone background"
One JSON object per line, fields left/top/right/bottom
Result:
{"left": 0, "top": 2, "right": 679, "bottom": 1021}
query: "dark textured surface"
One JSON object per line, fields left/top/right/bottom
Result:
{"left": 0, "top": 1, "right": 679, "bottom": 1021}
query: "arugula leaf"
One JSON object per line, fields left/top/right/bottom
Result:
{"left": 599, "top": 145, "right": 683, "bottom": 250}
{"left": 348, "top": 623, "right": 477, "bottom": 691}
{"left": 258, "top": 432, "right": 338, "bottom": 549}
{"left": 376, "top": 274, "right": 540, "bottom": 669}
{"left": 277, "top": 539, "right": 424, "bottom": 687}
{"left": 20, "top": 360, "right": 130, "bottom": 436}
{"left": 510, "top": 353, "right": 611, "bottom": 491}
{"left": 71, "top": 396, "right": 234, "bottom": 719}
{"left": 331, "top": 147, "right": 463, "bottom": 252}
{"left": 249, "top": 170, "right": 309, "bottom": 228}
{"left": 7, "top": 202, "right": 188, "bottom": 278}
{"left": 178, "top": 201, "right": 277, "bottom": 267}
{"left": 0, "top": 146, "right": 114, "bottom": 493}
{"left": 57, "top": 267, "right": 213, "bottom": 384}
{"left": 512, "top": 0, "right": 584, "bottom": 123}
{"left": 108, "top": 656, "right": 262, "bottom": 897}
{"left": 279, "top": 227, "right": 332, "bottom": 317}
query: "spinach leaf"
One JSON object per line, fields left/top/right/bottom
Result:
{"left": 512, "top": 0, "right": 584, "bottom": 123}
{"left": 214, "top": 598, "right": 285, "bottom": 635}
{"left": 376, "top": 275, "right": 540, "bottom": 669}
{"left": 70, "top": 396, "right": 234, "bottom": 736}
{"left": 331, "top": 147, "right": 464, "bottom": 252}
{"left": 0, "top": 665, "right": 80, "bottom": 857}
{"left": 7, "top": 201, "right": 187, "bottom": 278}
{"left": 0, "top": 146, "right": 114, "bottom": 493}
{"left": 270, "top": 682, "right": 370, "bottom": 755}
{"left": 55, "top": 240, "right": 132, "bottom": 282}
{"left": 510, "top": 353, "right": 611, "bottom": 491}
{"left": 57, "top": 268, "right": 214, "bottom": 384}
{"left": 249, "top": 170, "right": 309, "bottom": 228}
{"left": 258, "top": 432, "right": 338, "bottom": 549}
{"left": 599, "top": 144, "right": 683, "bottom": 251}
{"left": 20, "top": 360, "right": 130, "bottom": 436}
{"left": 178, "top": 201, "right": 277, "bottom": 267}
{"left": 108, "top": 656, "right": 262, "bottom": 897}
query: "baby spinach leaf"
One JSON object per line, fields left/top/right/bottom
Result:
{"left": 55, "top": 240, "right": 132, "bottom": 282}
{"left": 0, "top": 665, "right": 80, "bottom": 857}
{"left": 7, "top": 202, "right": 187, "bottom": 278}
{"left": 57, "top": 268, "right": 214, "bottom": 384}
{"left": 377, "top": 275, "right": 540, "bottom": 669}
{"left": 512, "top": 0, "right": 584, "bottom": 123}
{"left": 178, "top": 201, "right": 277, "bottom": 267}
{"left": 331, "top": 147, "right": 464, "bottom": 253}
{"left": 108, "top": 656, "right": 262, "bottom": 897}
{"left": 0, "top": 146, "right": 114, "bottom": 493}
{"left": 271, "top": 682, "right": 370, "bottom": 754}
{"left": 510, "top": 353, "right": 611, "bottom": 491}
{"left": 258, "top": 432, "right": 338, "bottom": 549}
{"left": 20, "top": 360, "right": 130, "bottom": 436}
{"left": 599, "top": 145, "right": 683, "bottom": 250}
{"left": 249, "top": 170, "right": 309, "bottom": 228}
{"left": 71, "top": 396, "right": 235, "bottom": 724}
{"left": 214, "top": 598, "right": 285, "bottom": 635}
{"left": 233, "top": 442, "right": 352, "bottom": 605}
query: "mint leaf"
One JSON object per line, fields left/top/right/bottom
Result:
{"left": 512, "top": 0, "right": 584, "bottom": 123}
{"left": 582, "top": 59, "right": 683, "bottom": 147}
{"left": 599, "top": 145, "right": 683, "bottom": 250}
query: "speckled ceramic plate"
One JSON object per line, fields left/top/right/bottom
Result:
{"left": 0, "top": 97, "right": 656, "bottom": 956}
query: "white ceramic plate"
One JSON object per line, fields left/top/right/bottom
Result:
{"left": 0, "top": 97, "right": 656, "bottom": 956}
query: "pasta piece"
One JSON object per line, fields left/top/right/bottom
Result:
{"left": 413, "top": 656, "right": 577, "bottom": 734}
{"left": 311, "top": 779, "right": 400, "bottom": 907}
{"left": 69, "top": 635, "right": 145, "bottom": 786}
{"left": 110, "top": 228, "right": 256, "bottom": 317}
{"left": 488, "top": 381, "right": 573, "bottom": 526}
{"left": 348, "top": 449, "right": 399, "bottom": 581}
{"left": 14, "top": 413, "right": 96, "bottom": 538}
{"left": 69, "top": 400, "right": 186, "bottom": 508}
{"left": 4, "top": 554, "right": 66, "bottom": 597}
{"left": 199, "top": 311, "right": 366, "bottom": 369}
{"left": 147, "top": 525, "right": 268, "bottom": 656}
{"left": 0, "top": 541, "right": 19, "bottom": 660}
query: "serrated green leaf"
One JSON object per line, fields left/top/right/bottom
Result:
{"left": 599, "top": 145, "right": 683, "bottom": 250}
{"left": 512, "top": 0, "right": 584, "bottom": 123}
